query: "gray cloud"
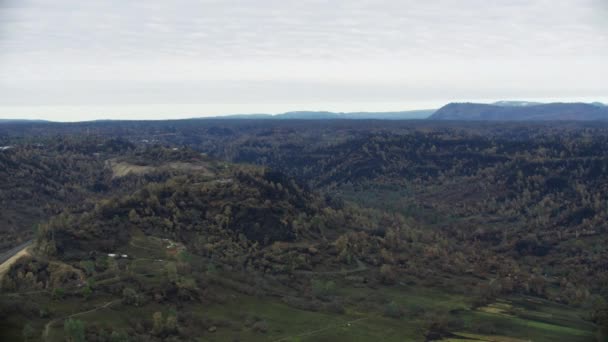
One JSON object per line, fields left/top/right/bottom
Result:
{"left": 0, "top": 0, "right": 606, "bottom": 120}
{"left": 3, "top": 0, "right": 606, "bottom": 60}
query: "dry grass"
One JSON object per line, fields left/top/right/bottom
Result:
{"left": 106, "top": 160, "right": 214, "bottom": 178}
{"left": 0, "top": 246, "right": 30, "bottom": 282}
{"left": 477, "top": 302, "right": 513, "bottom": 316}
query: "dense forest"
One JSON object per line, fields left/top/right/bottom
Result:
{"left": 0, "top": 119, "right": 607, "bottom": 341}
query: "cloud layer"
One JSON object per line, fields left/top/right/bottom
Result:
{"left": 0, "top": 0, "right": 606, "bottom": 120}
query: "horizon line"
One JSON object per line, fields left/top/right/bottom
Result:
{"left": 0, "top": 99, "right": 606, "bottom": 123}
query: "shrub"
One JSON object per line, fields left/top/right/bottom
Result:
{"left": 79, "top": 260, "right": 95, "bottom": 275}
{"left": 252, "top": 320, "right": 269, "bottom": 333}
{"left": 64, "top": 318, "right": 85, "bottom": 342}
{"left": 282, "top": 296, "right": 322, "bottom": 312}
{"left": 152, "top": 311, "right": 164, "bottom": 335}
{"left": 110, "top": 330, "right": 129, "bottom": 342}
{"left": 311, "top": 279, "right": 336, "bottom": 300}
{"left": 383, "top": 301, "right": 403, "bottom": 318}
{"left": 81, "top": 285, "right": 93, "bottom": 299}
{"left": 165, "top": 313, "right": 178, "bottom": 334}
{"left": 52, "top": 287, "right": 65, "bottom": 300}
{"left": 122, "top": 287, "right": 140, "bottom": 306}
{"left": 423, "top": 311, "right": 463, "bottom": 341}
{"left": 380, "top": 264, "right": 397, "bottom": 285}
{"left": 325, "top": 300, "right": 345, "bottom": 314}
{"left": 22, "top": 323, "right": 35, "bottom": 342}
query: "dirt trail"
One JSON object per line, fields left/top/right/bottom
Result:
{"left": 271, "top": 317, "right": 369, "bottom": 342}
{"left": 42, "top": 300, "right": 116, "bottom": 341}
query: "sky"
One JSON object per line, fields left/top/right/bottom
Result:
{"left": 0, "top": 0, "right": 607, "bottom": 121}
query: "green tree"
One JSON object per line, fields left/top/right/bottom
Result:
{"left": 22, "top": 323, "right": 36, "bottom": 341}
{"left": 122, "top": 287, "right": 140, "bottom": 306}
{"left": 128, "top": 209, "right": 140, "bottom": 223}
{"left": 64, "top": 318, "right": 85, "bottom": 342}
{"left": 165, "top": 312, "right": 178, "bottom": 334}
{"left": 380, "top": 264, "right": 397, "bottom": 285}
{"left": 596, "top": 301, "right": 608, "bottom": 342}
{"left": 81, "top": 285, "right": 93, "bottom": 300}
{"left": 79, "top": 260, "right": 95, "bottom": 275}
{"left": 107, "top": 257, "right": 119, "bottom": 273}
{"left": 177, "top": 251, "right": 192, "bottom": 274}
{"left": 95, "top": 257, "right": 108, "bottom": 272}
{"left": 110, "top": 330, "right": 129, "bottom": 342}
{"left": 152, "top": 311, "right": 164, "bottom": 335}
{"left": 178, "top": 250, "right": 192, "bottom": 264}
{"left": 311, "top": 279, "right": 336, "bottom": 300}
{"left": 383, "top": 301, "right": 403, "bottom": 318}
{"left": 165, "top": 262, "right": 178, "bottom": 283}
{"left": 52, "top": 287, "right": 65, "bottom": 300}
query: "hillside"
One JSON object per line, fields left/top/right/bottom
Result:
{"left": 430, "top": 102, "right": 608, "bottom": 121}
{"left": 37, "top": 168, "right": 330, "bottom": 260}
{"left": 0, "top": 139, "right": 123, "bottom": 252}
{"left": 3, "top": 159, "right": 601, "bottom": 341}
{"left": 0, "top": 140, "right": 218, "bottom": 254}
{"left": 0, "top": 124, "right": 607, "bottom": 341}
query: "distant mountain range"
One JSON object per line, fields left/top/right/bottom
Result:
{"left": 2, "top": 102, "right": 607, "bottom": 122}
{"left": 430, "top": 102, "right": 608, "bottom": 121}
{"left": 204, "top": 110, "right": 435, "bottom": 120}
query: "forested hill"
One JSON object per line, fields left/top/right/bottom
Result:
{"left": 1, "top": 123, "right": 608, "bottom": 341}
{"left": 430, "top": 102, "right": 608, "bottom": 121}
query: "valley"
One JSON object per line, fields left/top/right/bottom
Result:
{"left": 0, "top": 119, "right": 607, "bottom": 341}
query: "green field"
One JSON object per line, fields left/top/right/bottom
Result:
{"left": 1, "top": 232, "right": 597, "bottom": 342}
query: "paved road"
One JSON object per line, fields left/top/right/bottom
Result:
{"left": 0, "top": 240, "right": 33, "bottom": 265}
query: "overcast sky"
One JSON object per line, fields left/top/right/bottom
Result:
{"left": 0, "top": 0, "right": 607, "bottom": 121}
